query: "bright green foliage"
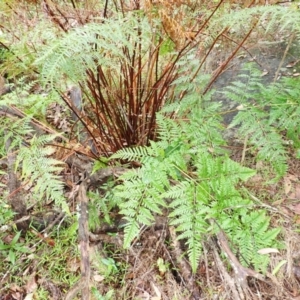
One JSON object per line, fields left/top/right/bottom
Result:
{"left": 111, "top": 93, "right": 280, "bottom": 273}
{"left": 0, "top": 122, "right": 67, "bottom": 208}
{"left": 231, "top": 210, "right": 281, "bottom": 272}
{"left": 0, "top": 202, "right": 14, "bottom": 225}
{"left": 0, "top": 116, "right": 33, "bottom": 155}
{"left": 0, "top": 231, "right": 29, "bottom": 265}
{"left": 224, "top": 64, "right": 300, "bottom": 179}
{"left": 91, "top": 288, "right": 114, "bottom": 300}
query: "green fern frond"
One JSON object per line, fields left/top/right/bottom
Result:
{"left": 227, "top": 210, "right": 281, "bottom": 273}
{"left": 156, "top": 114, "right": 182, "bottom": 144}
{"left": 167, "top": 180, "right": 210, "bottom": 272}
{"left": 0, "top": 117, "right": 33, "bottom": 154}
{"left": 34, "top": 17, "right": 152, "bottom": 86}
{"left": 112, "top": 143, "right": 161, "bottom": 162}
{"left": 16, "top": 134, "right": 66, "bottom": 207}
{"left": 214, "top": 6, "right": 300, "bottom": 39}
{"left": 112, "top": 87, "right": 279, "bottom": 273}
{"left": 123, "top": 219, "right": 140, "bottom": 249}
{"left": 224, "top": 63, "right": 293, "bottom": 179}
{"left": 0, "top": 77, "right": 60, "bottom": 120}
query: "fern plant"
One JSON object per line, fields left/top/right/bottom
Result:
{"left": 110, "top": 89, "right": 280, "bottom": 273}
{"left": 2, "top": 0, "right": 299, "bottom": 157}
{"left": 223, "top": 63, "right": 300, "bottom": 179}
{"left": 16, "top": 134, "right": 67, "bottom": 208}
{"left": 0, "top": 82, "right": 68, "bottom": 211}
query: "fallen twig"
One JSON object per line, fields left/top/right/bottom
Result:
{"left": 216, "top": 229, "right": 266, "bottom": 286}
{"left": 64, "top": 181, "right": 90, "bottom": 300}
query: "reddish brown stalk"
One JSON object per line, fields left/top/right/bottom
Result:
{"left": 194, "top": 0, "right": 226, "bottom": 41}
{"left": 203, "top": 21, "right": 258, "bottom": 94}
{"left": 42, "top": 0, "right": 254, "bottom": 155}
{"left": 42, "top": 0, "right": 68, "bottom": 32}
{"left": 221, "top": 33, "right": 264, "bottom": 68}
{"left": 189, "top": 27, "right": 229, "bottom": 85}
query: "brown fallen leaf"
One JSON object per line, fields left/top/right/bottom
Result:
{"left": 66, "top": 257, "right": 80, "bottom": 273}
{"left": 273, "top": 198, "right": 285, "bottom": 206}
{"left": 257, "top": 248, "right": 279, "bottom": 255}
{"left": 287, "top": 174, "right": 298, "bottom": 182}
{"left": 24, "top": 272, "right": 37, "bottom": 294}
{"left": 11, "top": 292, "right": 22, "bottom": 300}
{"left": 24, "top": 293, "right": 34, "bottom": 300}
{"left": 286, "top": 59, "right": 300, "bottom": 68}
{"left": 93, "top": 274, "right": 105, "bottom": 282}
{"left": 248, "top": 174, "right": 263, "bottom": 183}
{"left": 151, "top": 282, "right": 162, "bottom": 299}
{"left": 291, "top": 203, "right": 300, "bottom": 215}
{"left": 281, "top": 206, "right": 293, "bottom": 217}
{"left": 260, "top": 70, "right": 269, "bottom": 77}
{"left": 295, "top": 217, "right": 300, "bottom": 225}
{"left": 9, "top": 284, "right": 23, "bottom": 300}
{"left": 284, "top": 176, "right": 292, "bottom": 195}
{"left": 288, "top": 185, "right": 300, "bottom": 200}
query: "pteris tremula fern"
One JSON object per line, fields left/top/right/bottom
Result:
{"left": 111, "top": 92, "right": 280, "bottom": 273}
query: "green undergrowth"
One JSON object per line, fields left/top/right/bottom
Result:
{"left": 107, "top": 65, "right": 300, "bottom": 273}
{"left": 1, "top": 2, "right": 300, "bottom": 294}
{"left": 0, "top": 81, "right": 68, "bottom": 210}
{"left": 1, "top": 63, "right": 297, "bottom": 289}
{"left": 223, "top": 63, "right": 300, "bottom": 180}
{"left": 0, "top": 218, "right": 79, "bottom": 292}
